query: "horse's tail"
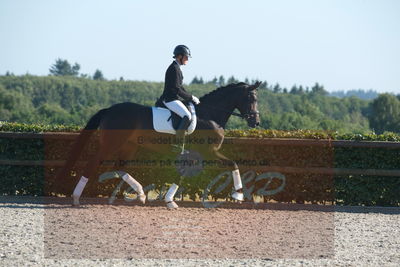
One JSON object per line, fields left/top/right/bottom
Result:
{"left": 56, "top": 108, "right": 109, "bottom": 181}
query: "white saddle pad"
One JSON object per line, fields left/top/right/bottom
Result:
{"left": 151, "top": 102, "right": 197, "bottom": 135}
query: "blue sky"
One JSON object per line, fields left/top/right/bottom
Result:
{"left": 1, "top": 0, "right": 399, "bottom": 93}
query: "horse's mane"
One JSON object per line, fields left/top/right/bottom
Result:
{"left": 199, "top": 82, "right": 248, "bottom": 102}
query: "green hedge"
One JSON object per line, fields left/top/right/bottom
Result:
{"left": 1, "top": 122, "right": 399, "bottom": 206}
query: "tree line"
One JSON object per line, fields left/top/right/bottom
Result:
{"left": 1, "top": 59, "right": 399, "bottom": 134}
{"left": 192, "top": 76, "right": 382, "bottom": 100}
{"left": 44, "top": 58, "right": 379, "bottom": 99}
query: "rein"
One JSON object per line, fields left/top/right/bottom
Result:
{"left": 197, "top": 102, "right": 259, "bottom": 120}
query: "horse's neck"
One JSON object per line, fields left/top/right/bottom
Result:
{"left": 198, "top": 96, "right": 236, "bottom": 128}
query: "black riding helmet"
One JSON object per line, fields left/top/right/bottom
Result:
{"left": 173, "top": 45, "right": 191, "bottom": 58}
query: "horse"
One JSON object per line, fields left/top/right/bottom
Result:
{"left": 56, "top": 81, "right": 261, "bottom": 208}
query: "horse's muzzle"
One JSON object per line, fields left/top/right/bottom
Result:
{"left": 248, "top": 119, "right": 260, "bottom": 128}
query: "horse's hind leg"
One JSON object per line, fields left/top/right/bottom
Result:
{"left": 72, "top": 130, "right": 132, "bottom": 206}
{"left": 117, "top": 143, "right": 146, "bottom": 204}
{"left": 72, "top": 151, "right": 104, "bottom": 205}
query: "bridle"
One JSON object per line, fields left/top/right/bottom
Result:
{"left": 199, "top": 103, "right": 258, "bottom": 120}
{"left": 240, "top": 110, "right": 260, "bottom": 120}
{"left": 197, "top": 91, "right": 259, "bottom": 121}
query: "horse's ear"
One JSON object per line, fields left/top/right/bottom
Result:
{"left": 249, "top": 81, "right": 262, "bottom": 91}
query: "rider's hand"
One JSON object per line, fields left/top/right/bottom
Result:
{"left": 192, "top": 95, "right": 200, "bottom": 105}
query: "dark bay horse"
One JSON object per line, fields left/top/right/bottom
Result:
{"left": 57, "top": 81, "right": 261, "bottom": 208}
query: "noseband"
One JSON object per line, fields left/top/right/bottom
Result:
{"left": 236, "top": 90, "right": 259, "bottom": 120}
{"left": 240, "top": 110, "right": 259, "bottom": 120}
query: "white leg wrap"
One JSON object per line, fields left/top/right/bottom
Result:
{"left": 72, "top": 176, "right": 88, "bottom": 198}
{"left": 232, "top": 170, "right": 244, "bottom": 201}
{"left": 122, "top": 173, "right": 144, "bottom": 195}
{"left": 167, "top": 201, "right": 179, "bottom": 209}
{"left": 165, "top": 183, "right": 179, "bottom": 202}
{"left": 232, "top": 169, "right": 242, "bottom": 190}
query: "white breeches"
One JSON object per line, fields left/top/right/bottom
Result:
{"left": 163, "top": 100, "right": 192, "bottom": 121}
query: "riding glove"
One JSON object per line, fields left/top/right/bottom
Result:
{"left": 192, "top": 95, "right": 200, "bottom": 105}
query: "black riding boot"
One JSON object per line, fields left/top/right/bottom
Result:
{"left": 174, "top": 116, "right": 191, "bottom": 152}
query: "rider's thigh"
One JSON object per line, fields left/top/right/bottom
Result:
{"left": 163, "top": 100, "right": 192, "bottom": 120}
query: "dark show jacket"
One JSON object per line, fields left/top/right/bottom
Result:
{"left": 159, "top": 61, "right": 193, "bottom": 102}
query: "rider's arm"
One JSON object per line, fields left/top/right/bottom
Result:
{"left": 165, "top": 65, "right": 193, "bottom": 101}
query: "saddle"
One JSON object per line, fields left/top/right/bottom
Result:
{"left": 155, "top": 98, "right": 191, "bottom": 130}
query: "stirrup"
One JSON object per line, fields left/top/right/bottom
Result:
{"left": 172, "top": 134, "right": 186, "bottom": 154}
{"left": 171, "top": 143, "right": 185, "bottom": 153}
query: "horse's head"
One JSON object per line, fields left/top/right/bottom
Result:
{"left": 197, "top": 81, "right": 261, "bottom": 129}
{"left": 236, "top": 81, "right": 261, "bottom": 128}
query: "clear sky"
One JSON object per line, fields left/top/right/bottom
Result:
{"left": 1, "top": 0, "right": 399, "bottom": 93}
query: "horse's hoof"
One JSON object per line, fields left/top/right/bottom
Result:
{"left": 138, "top": 194, "right": 146, "bottom": 204}
{"left": 166, "top": 201, "right": 179, "bottom": 209}
{"left": 72, "top": 195, "right": 80, "bottom": 206}
{"left": 232, "top": 192, "right": 244, "bottom": 202}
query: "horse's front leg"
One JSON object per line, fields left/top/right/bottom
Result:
{"left": 165, "top": 183, "right": 179, "bottom": 209}
{"left": 205, "top": 149, "right": 244, "bottom": 202}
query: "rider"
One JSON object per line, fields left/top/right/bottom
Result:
{"left": 158, "top": 45, "right": 200, "bottom": 146}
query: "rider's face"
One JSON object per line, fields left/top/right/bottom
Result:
{"left": 182, "top": 55, "right": 189, "bottom": 65}
{"left": 178, "top": 55, "right": 189, "bottom": 65}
